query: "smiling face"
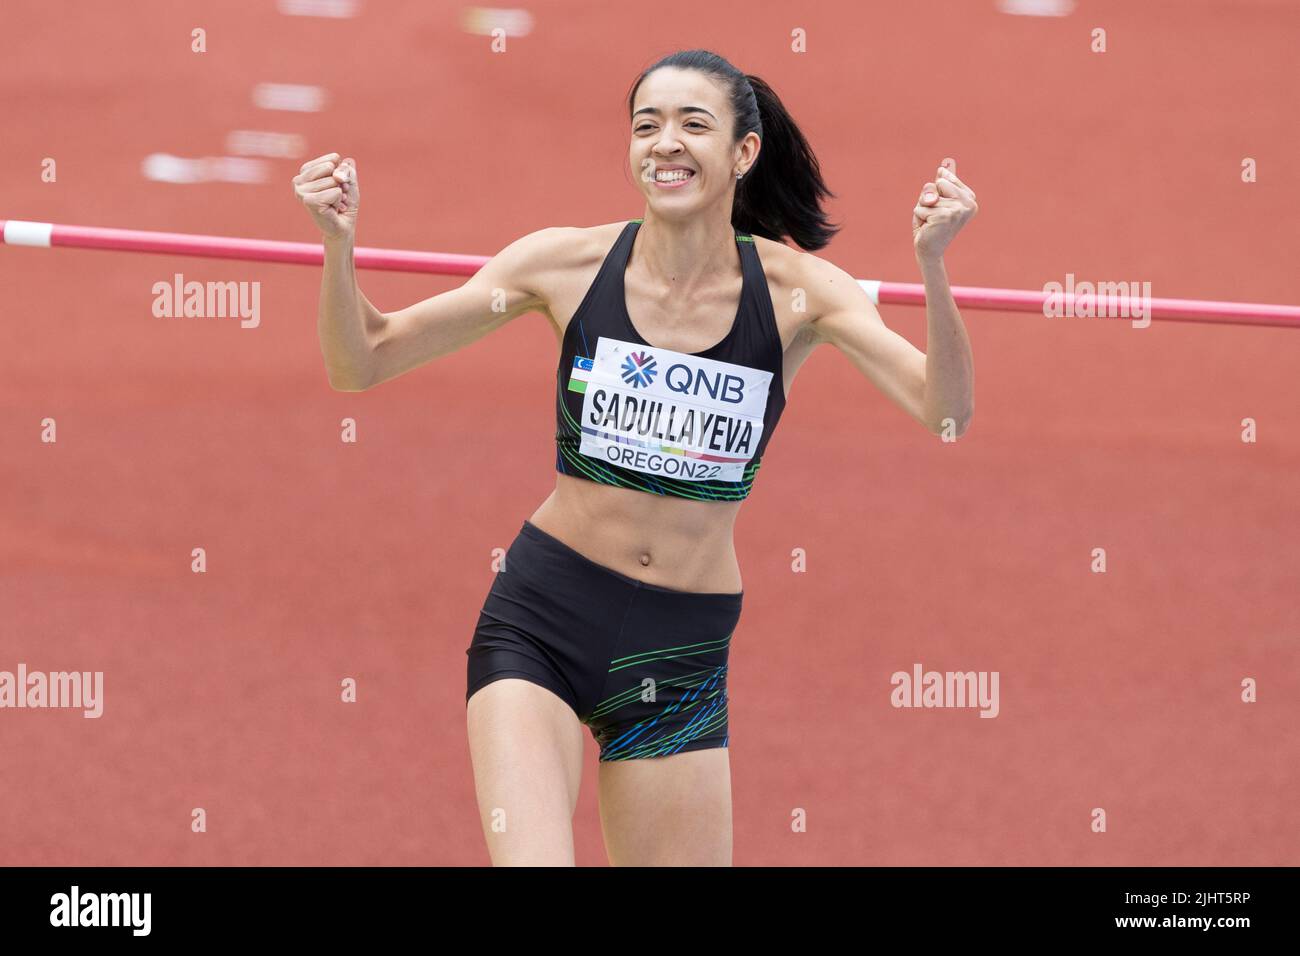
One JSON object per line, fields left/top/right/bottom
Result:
{"left": 629, "top": 67, "right": 759, "bottom": 218}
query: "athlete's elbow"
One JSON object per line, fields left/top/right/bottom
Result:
{"left": 952, "top": 408, "right": 974, "bottom": 438}
{"left": 330, "top": 379, "right": 369, "bottom": 393}
{"left": 926, "top": 408, "right": 972, "bottom": 438}
{"left": 325, "top": 363, "right": 374, "bottom": 392}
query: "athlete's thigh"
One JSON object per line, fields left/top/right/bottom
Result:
{"left": 596, "top": 748, "right": 732, "bottom": 866}
{"left": 466, "top": 678, "right": 586, "bottom": 866}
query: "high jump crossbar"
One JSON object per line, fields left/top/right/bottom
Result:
{"left": 3, "top": 219, "right": 1297, "bottom": 329}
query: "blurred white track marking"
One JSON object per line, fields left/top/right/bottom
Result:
{"left": 141, "top": 154, "right": 270, "bottom": 185}
{"left": 226, "top": 130, "right": 306, "bottom": 158}
{"left": 460, "top": 7, "right": 534, "bottom": 37}
{"left": 277, "top": 0, "right": 360, "bottom": 16}
{"left": 253, "top": 83, "right": 327, "bottom": 112}
{"left": 996, "top": 0, "right": 1075, "bottom": 15}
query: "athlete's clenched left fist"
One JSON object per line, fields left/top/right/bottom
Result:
{"left": 912, "top": 159, "right": 978, "bottom": 260}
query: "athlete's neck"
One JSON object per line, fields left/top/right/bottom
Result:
{"left": 631, "top": 214, "right": 741, "bottom": 294}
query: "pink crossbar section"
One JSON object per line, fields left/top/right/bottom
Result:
{"left": 4, "top": 220, "right": 1298, "bottom": 328}
{"left": 1, "top": 220, "right": 486, "bottom": 276}
{"left": 874, "top": 282, "right": 1300, "bottom": 329}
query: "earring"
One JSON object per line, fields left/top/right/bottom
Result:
{"left": 735, "top": 170, "right": 743, "bottom": 179}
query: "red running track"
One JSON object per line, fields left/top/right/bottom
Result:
{"left": 1, "top": 0, "right": 1297, "bottom": 865}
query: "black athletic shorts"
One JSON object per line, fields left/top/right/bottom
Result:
{"left": 466, "top": 519, "right": 744, "bottom": 761}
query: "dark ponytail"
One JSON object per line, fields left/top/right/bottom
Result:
{"left": 627, "top": 49, "right": 841, "bottom": 251}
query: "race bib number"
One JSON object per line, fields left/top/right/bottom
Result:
{"left": 566, "top": 336, "right": 772, "bottom": 483}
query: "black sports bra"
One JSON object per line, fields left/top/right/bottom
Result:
{"left": 554, "top": 219, "right": 787, "bottom": 501}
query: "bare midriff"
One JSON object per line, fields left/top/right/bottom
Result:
{"left": 527, "top": 473, "right": 743, "bottom": 595}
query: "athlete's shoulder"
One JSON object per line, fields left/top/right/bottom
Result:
{"left": 746, "top": 236, "right": 875, "bottom": 350}
{"left": 500, "top": 221, "right": 626, "bottom": 278}
{"left": 747, "top": 233, "right": 805, "bottom": 286}
{"left": 751, "top": 234, "right": 849, "bottom": 290}
{"left": 561, "top": 220, "right": 632, "bottom": 266}
{"left": 747, "top": 235, "right": 847, "bottom": 331}
{"left": 474, "top": 223, "right": 611, "bottom": 305}
{"left": 788, "top": 245, "right": 867, "bottom": 319}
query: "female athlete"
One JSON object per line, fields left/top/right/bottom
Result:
{"left": 293, "top": 49, "right": 977, "bottom": 866}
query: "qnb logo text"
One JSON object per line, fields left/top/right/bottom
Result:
{"left": 664, "top": 364, "right": 746, "bottom": 404}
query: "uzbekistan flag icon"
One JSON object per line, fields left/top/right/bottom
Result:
{"left": 567, "top": 356, "right": 594, "bottom": 394}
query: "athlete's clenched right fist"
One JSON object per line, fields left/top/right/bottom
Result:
{"left": 292, "top": 152, "right": 358, "bottom": 240}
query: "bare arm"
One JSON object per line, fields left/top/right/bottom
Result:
{"left": 295, "top": 151, "right": 566, "bottom": 391}
{"left": 804, "top": 161, "right": 978, "bottom": 436}
{"left": 292, "top": 151, "right": 375, "bottom": 391}
{"left": 367, "top": 228, "right": 571, "bottom": 389}
{"left": 802, "top": 251, "right": 975, "bottom": 436}
{"left": 318, "top": 227, "right": 565, "bottom": 392}
{"left": 913, "top": 255, "right": 975, "bottom": 436}
{"left": 804, "top": 256, "right": 959, "bottom": 434}
{"left": 317, "top": 233, "right": 384, "bottom": 391}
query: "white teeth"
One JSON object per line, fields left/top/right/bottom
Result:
{"left": 655, "top": 170, "right": 693, "bottom": 182}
